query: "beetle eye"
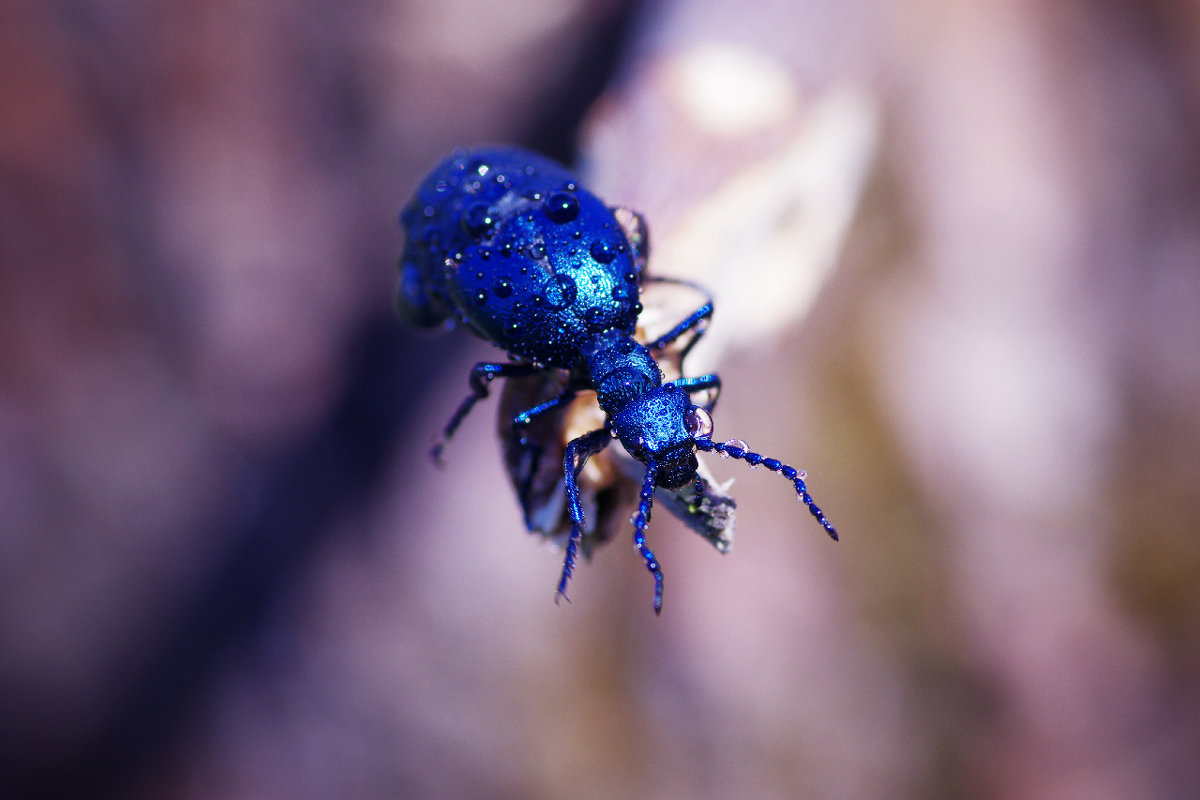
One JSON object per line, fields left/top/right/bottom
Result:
{"left": 685, "top": 406, "right": 713, "bottom": 438}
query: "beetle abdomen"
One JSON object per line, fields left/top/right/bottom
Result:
{"left": 398, "top": 147, "right": 643, "bottom": 367}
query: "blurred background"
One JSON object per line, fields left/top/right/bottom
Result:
{"left": 2, "top": 0, "right": 1199, "bottom": 797}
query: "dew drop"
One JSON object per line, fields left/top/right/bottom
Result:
{"left": 544, "top": 273, "right": 578, "bottom": 309}
{"left": 493, "top": 277, "right": 513, "bottom": 298}
{"left": 474, "top": 289, "right": 488, "bottom": 305}
{"left": 528, "top": 242, "right": 547, "bottom": 260}
{"left": 590, "top": 239, "right": 617, "bottom": 264}
{"left": 612, "top": 284, "right": 636, "bottom": 303}
{"left": 545, "top": 192, "right": 580, "bottom": 224}
{"left": 460, "top": 202, "right": 497, "bottom": 239}
{"left": 685, "top": 407, "right": 713, "bottom": 438}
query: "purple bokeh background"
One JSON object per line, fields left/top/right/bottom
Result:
{"left": 2, "top": 1, "right": 1198, "bottom": 798}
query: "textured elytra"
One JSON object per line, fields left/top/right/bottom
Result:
{"left": 398, "top": 148, "right": 643, "bottom": 369}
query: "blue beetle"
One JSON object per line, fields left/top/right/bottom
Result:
{"left": 398, "top": 146, "right": 836, "bottom": 614}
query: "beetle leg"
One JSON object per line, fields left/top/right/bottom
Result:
{"left": 432, "top": 362, "right": 540, "bottom": 463}
{"left": 644, "top": 278, "right": 715, "bottom": 362}
{"left": 670, "top": 373, "right": 722, "bottom": 413}
{"left": 556, "top": 427, "right": 612, "bottom": 604}
{"left": 632, "top": 462, "right": 665, "bottom": 615}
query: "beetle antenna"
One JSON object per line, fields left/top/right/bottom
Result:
{"left": 695, "top": 438, "right": 837, "bottom": 541}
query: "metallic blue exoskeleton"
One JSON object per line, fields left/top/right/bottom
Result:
{"left": 398, "top": 146, "right": 836, "bottom": 614}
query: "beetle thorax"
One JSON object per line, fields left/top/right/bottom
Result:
{"left": 585, "top": 333, "right": 662, "bottom": 415}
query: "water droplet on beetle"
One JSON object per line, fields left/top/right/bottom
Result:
{"left": 545, "top": 192, "right": 579, "bottom": 224}
{"left": 493, "top": 277, "right": 513, "bottom": 298}
{"left": 590, "top": 239, "right": 616, "bottom": 263}
{"left": 685, "top": 407, "right": 713, "bottom": 438}
{"left": 722, "top": 439, "right": 747, "bottom": 460}
{"left": 612, "top": 284, "right": 635, "bottom": 302}
{"left": 544, "top": 273, "right": 577, "bottom": 309}
{"left": 460, "top": 202, "right": 497, "bottom": 239}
